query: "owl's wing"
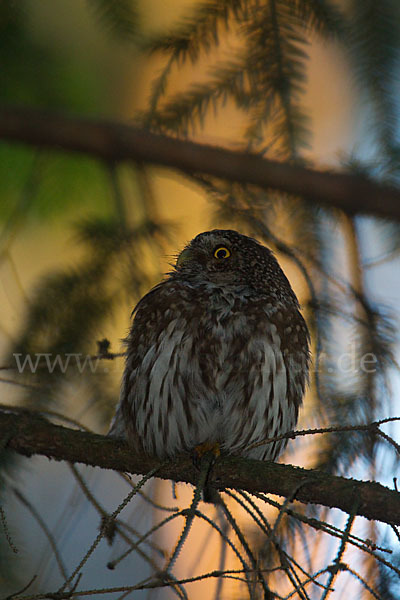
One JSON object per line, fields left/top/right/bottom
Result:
{"left": 108, "top": 403, "right": 127, "bottom": 438}
{"left": 239, "top": 304, "right": 310, "bottom": 461}
{"left": 107, "top": 280, "right": 176, "bottom": 443}
{"left": 278, "top": 307, "right": 310, "bottom": 410}
{"left": 107, "top": 283, "right": 164, "bottom": 437}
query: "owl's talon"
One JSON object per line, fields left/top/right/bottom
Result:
{"left": 192, "top": 441, "right": 221, "bottom": 471}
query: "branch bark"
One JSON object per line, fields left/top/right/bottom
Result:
{"left": 2, "top": 105, "right": 400, "bottom": 221}
{"left": 3, "top": 406, "right": 399, "bottom": 526}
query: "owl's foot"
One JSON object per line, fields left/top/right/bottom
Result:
{"left": 193, "top": 441, "right": 221, "bottom": 465}
{"left": 192, "top": 442, "right": 222, "bottom": 504}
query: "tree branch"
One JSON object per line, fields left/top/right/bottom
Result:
{"left": 2, "top": 406, "right": 399, "bottom": 526}
{"left": 1, "top": 105, "right": 400, "bottom": 221}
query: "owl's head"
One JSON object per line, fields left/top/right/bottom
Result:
{"left": 173, "top": 229, "right": 298, "bottom": 304}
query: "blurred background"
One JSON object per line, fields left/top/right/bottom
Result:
{"left": 1, "top": 1, "right": 400, "bottom": 598}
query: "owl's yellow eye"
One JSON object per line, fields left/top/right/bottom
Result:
{"left": 213, "top": 246, "right": 231, "bottom": 259}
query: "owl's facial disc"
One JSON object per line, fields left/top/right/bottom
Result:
{"left": 175, "top": 239, "right": 237, "bottom": 282}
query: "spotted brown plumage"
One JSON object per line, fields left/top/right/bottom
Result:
{"left": 109, "top": 230, "right": 310, "bottom": 464}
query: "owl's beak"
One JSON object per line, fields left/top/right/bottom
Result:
{"left": 176, "top": 248, "right": 193, "bottom": 268}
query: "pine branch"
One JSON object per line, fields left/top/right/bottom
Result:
{"left": 143, "top": 61, "right": 246, "bottom": 134}
{"left": 2, "top": 106, "right": 400, "bottom": 221}
{"left": 87, "top": 0, "right": 139, "bottom": 42}
{"left": 2, "top": 406, "right": 400, "bottom": 526}
{"left": 346, "top": 0, "right": 400, "bottom": 157}
{"left": 146, "top": 0, "right": 241, "bottom": 61}
{"left": 290, "top": 0, "right": 345, "bottom": 37}
{"left": 262, "top": 0, "right": 310, "bottom": 157}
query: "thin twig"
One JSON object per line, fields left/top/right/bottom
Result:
{"left": 226, "top": 490, "right": 315, "bottom": 599}
{"left": 13, "top": 488, "right": 69, "bottom": 581}
{"left": 219, "top": 496, "right": 270, "bottom": 599}
{"left": 10, "top": 568, "right": 285, "bottom": 600}
{"left": 238, "top": 491, "right": 329, "bottom": 596}
{"left": 0, "top": 506, "right": 18, "bottom": 554}
{"left": 283, "top": 569, "right": 330, "bottom": 600}
{"left": 320, "top": 500, "right": 359, "bottom": 600}
{"left": 376, "top": 428, "right": 400, "bottom": 456}
{"left": 69, "top": 464, "right": 166, "bottom": 560}
{"left": 57, "top": 466, "right": 160, "bottom": 593}
{"left": 344, "top": 565, "right": 383, "bottom": 600}
{"left": 0, "top": 377, "right": 45, "bottom": 391}
{"left": 254, "top": 492, "right": 391, "bottom": 555}
{"left": 245, "top": 418, "right": 400, "bottom": 452}
{"left": 107, "top": 510, "right": 185, "bottom": 570}
{"left": 164, "top": 453, "right": 213, "bottom": 573}
{"left": 4, "top": 575, "right": 37, "bottom": 600}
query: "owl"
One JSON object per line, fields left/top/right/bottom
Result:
{"left": 109, "top": 230, "right": 310, "bottom": 466}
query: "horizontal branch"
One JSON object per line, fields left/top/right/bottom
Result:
{"left": 1, "top": 106, "right": 400, "bottom": 221}
{"left": 2, "top": 406, "right": 399, "bottom": 526}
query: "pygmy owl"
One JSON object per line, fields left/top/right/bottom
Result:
{"left": 109, "top": 230, "right": 310, "bottom": 465}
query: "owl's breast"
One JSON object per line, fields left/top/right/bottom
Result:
{"left": 120, "top": 281, "right": 307, "bottom": 459}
